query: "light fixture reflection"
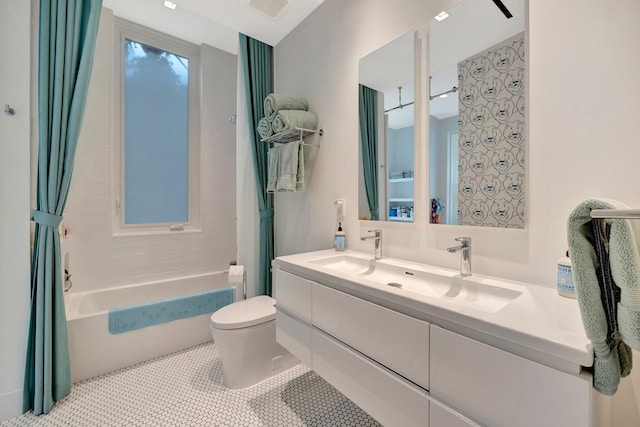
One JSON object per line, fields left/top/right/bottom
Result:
{"left": 434, "top": 11, "right": 449, "bottom": 22}
{"left": 164, "top": 0, "right": 177, "bottom": 10}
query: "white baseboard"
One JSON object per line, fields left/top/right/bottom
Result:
{"left": 0, "top": 389, "right": 25, "bottom": 422}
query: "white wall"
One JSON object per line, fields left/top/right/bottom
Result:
{"left": 274, "top": 0, "right": 640, "bottom": 295}
{"left": 274, "top": 0, "right": 640, "bottom": 422}
{"left": 63, "top": 9, "right": 238, "bottom": 293}
{"left": 0, "top": 0, "right": 31, "bottom": 420}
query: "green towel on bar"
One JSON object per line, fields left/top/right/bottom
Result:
{"left": 264, "top": 94, "right": 309, "bottom": 121}
{"left": 567, "top": 199, "right": 640, "bottom": 395}
{"left": 272, "top": 110, "right": 318, "bottom": 134}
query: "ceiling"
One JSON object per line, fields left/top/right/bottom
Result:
{"left": 102, "top": 0, "right": 326, "bottom": 55}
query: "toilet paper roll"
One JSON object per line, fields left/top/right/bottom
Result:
{"left": 229, "top": 265, "right": 245, "bottom": 283}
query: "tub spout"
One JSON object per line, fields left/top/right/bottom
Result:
{"left": 64, "top": 269, "right": 73, "bottom": 292}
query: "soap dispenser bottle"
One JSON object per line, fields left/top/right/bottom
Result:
{"left": 557, "top": 250, "right": 576, "bottom": 299}
{"left": 335, "top": 222, "right": 346, "bottom": 251}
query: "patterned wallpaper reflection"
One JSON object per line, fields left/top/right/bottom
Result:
{"left": 457, "top": 32, "right": 525, "bottom": 228}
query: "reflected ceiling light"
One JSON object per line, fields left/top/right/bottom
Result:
{"left": 439, "top": 94, "right": 449, "bottom": 99}
{"left": 434, "top": 11, "right": 449, "bottom": 22}
{"left": 163, "top": 0, "right": 177, "bottom": 10}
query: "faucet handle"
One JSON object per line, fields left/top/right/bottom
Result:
{"left": 367, "top": 229, "right": 382, "bottom": 237}
{"left": 454, "top": 236, "right": 471, "bottom": 245}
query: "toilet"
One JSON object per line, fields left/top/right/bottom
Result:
{"left": 209, "top": 295, "right": 298, "bottom": 388}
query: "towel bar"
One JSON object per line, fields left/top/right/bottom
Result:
{"left": 261, "top": 127, "right": 323, "bottom": 146}
{"left": 590, "top": 209, "right": 640, "bottom": 219}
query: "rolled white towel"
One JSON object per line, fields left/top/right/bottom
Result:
{"left": 272, "top": 110, "right": 318, "bottom": 134}
{"left": 257, "top": 117, "right": 273, "bottom": 139}
{"left": 264, "top": 94, "right": 309, "bottom": 121}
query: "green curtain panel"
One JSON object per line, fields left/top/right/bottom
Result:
{"left": 24, "top": 0, "right": 102, "bottom": 415}
{"left": 239, "top": 34, "right": 274, "bottom": 296}
{"left": 359, "top": 84, "right": 379, "bottom": 220}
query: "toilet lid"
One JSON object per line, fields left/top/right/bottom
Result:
{"left": 210, "top": 295, "right": 276, "bottom": 330}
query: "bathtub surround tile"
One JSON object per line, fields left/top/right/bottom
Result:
{"left": 1, "top": 341, "right": 380, "bottom": 427}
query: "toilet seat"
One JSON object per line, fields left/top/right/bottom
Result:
{"left": 210, "top": 295, "right": 276, "bottom": 330}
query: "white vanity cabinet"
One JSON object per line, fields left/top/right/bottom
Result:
{"left": 429, "top": 402, "right": 479, "bottom": 427}
{"left": 273, "top": 266, "right": 598, "bottom": 427}
{"left": 429, "top": 325, "right": 592, "bottom": 427}
{"left": 273, "top": 270, "right": 313, "bottom": 366}
{"left": 274, "top": 268, "right": 430, "bottom": 427}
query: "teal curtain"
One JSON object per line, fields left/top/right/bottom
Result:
{"left": 359, "top": 84, "right": 379, "bottom": 220}
{"left": 239, "top": 34, "right": 274, "bottom": 296}
{"left": 24, "top": 0, "right": 102, "bottom": 415}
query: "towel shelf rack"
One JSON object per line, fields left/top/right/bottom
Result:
{"left": 262, "top": 127, "right": 323, "bottom": 146}
{"left": 590, "top": 209, "right": 640, "bottom": 219}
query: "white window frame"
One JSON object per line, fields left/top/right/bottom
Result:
{"left": 112, "top": 18, "right": 200, "bottom": 236}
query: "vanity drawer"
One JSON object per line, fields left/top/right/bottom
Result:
{"left": 273, "top": 269, "right": 312, "bottom": 323}
{"left": 312, "top": 283, "right": 430, "bottom": 390}
{"left": 275, "top": 309, "right": 312, "bottom": 367}
{"left": 430, "top": 325, "right": 591, "bottom": 427}
{"left": 313, "top": 328, "right": 429, "bottom": 427}
{"left": 429, "top": 401, "right": 480, "bottom": 427}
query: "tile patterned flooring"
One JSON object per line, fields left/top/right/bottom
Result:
{"left": 2, "top": 341, "right": 380, "bottom": 427}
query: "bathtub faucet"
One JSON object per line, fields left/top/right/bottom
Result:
{"left": 64, "top": 269, "right": 73, "bottom": 292}
{"left": 447, "top": 237, "right": 472, "bottom": 276}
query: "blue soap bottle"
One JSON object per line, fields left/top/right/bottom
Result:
{"left": 335, "top": 222, "right": 346, "bottom": 251}
{"left": 557, "top": 250, "right": 576, "bottom": 299}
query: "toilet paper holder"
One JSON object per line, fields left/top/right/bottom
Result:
{"left": 229, "top": 262, "right": 247, "bottom": 300}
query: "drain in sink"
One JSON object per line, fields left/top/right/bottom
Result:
{"left": 387, "top": 282, "right": 403, "bottom": 288}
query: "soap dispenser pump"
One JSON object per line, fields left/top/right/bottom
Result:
{"left": 335, "top": 222, "right": 346, "bottom": 251}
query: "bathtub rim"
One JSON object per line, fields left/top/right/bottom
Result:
{"left": 64, "top": 270, "right": 232, "bottom": 321}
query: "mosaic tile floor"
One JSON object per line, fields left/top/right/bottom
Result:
{"left": 2, "top": 341, "right": 380, "bottom": 427}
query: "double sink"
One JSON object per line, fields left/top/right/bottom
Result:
{"left": 307, "top": 252, "right": 523, "bottom": 313}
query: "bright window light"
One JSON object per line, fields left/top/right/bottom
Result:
{"left": 164, "top": 1, "right": 176, "bottom": 10}
{"left": 434, "top": 11, "right": 449, "bottom": 22}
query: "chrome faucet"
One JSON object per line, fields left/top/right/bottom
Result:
{"left": 361, "top": 229, "right": 383, "bottom": 259}
{"left": 447, "top": 237, "right": 472, "bottom": 276}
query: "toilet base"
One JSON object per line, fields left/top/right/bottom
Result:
{"left": 211, "top": 319, "right": 299, "bottom": 389}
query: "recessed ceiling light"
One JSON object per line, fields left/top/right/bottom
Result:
{"left": 439, "top": 94, "right": 449, "bottom": 99}
{"left": 434, "top": 11, "right": 449, "bottom": 22}
{"left": 163, "top": 0, "right": 176, "bottom": 10}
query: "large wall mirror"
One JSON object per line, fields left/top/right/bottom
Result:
{"left": 358, "top": 31, "right": 415, "bottom": 223}
{"left": 429, "top": 0, "right": 525, "bottom": 227}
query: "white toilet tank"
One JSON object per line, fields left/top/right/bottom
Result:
{"left": 210, "top": 296, "right": 298, "bottom": 388}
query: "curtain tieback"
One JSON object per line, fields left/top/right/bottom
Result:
{"left": 259, "top": 208, "right": 274, "bottom": 219}
{"left": 31, "top": 209, "right": 63, "bottom": 228}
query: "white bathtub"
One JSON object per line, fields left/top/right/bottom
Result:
{"left": 65, "top": 272, "right": 238, "bottom": 383}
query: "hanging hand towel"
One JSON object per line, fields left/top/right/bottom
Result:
{"left": 258, "top": 117, "right": 273, "bottom": 139}
{"left": 272, "top": 110, "right": 318, "bottom": 134}
{"left": 264, "top": 94, "right": 309, "bottom": 121}
{"left": 266, "top": 141, "right": 304, "bottom": 192}
{"left": 276, "top": 141, "right": 303, "bottom": 192}
{"left": 567, "top": 198, "right": 640, "bottom": 395}
{"left": 266, "top": 145, "right": 280, "bottom": 193}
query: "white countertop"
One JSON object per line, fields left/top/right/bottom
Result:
{"left": 273, "top": 249, "right": 593, "bottom": 374}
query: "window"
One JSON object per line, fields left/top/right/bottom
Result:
{"left": 114, "top": 19, "right": 200, "bottom": 234}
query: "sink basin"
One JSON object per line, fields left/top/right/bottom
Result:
{"left": 308, "top": 254, "right": 375, "bottom": 274}
{"left": 304, "top": 252, "right": 523, "bottom": 313}
{"left": 358, "top": 261, "right": 454, "bottom": 299}
{"left": 437, "top": 275, "right": 522, "bottom": 313}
